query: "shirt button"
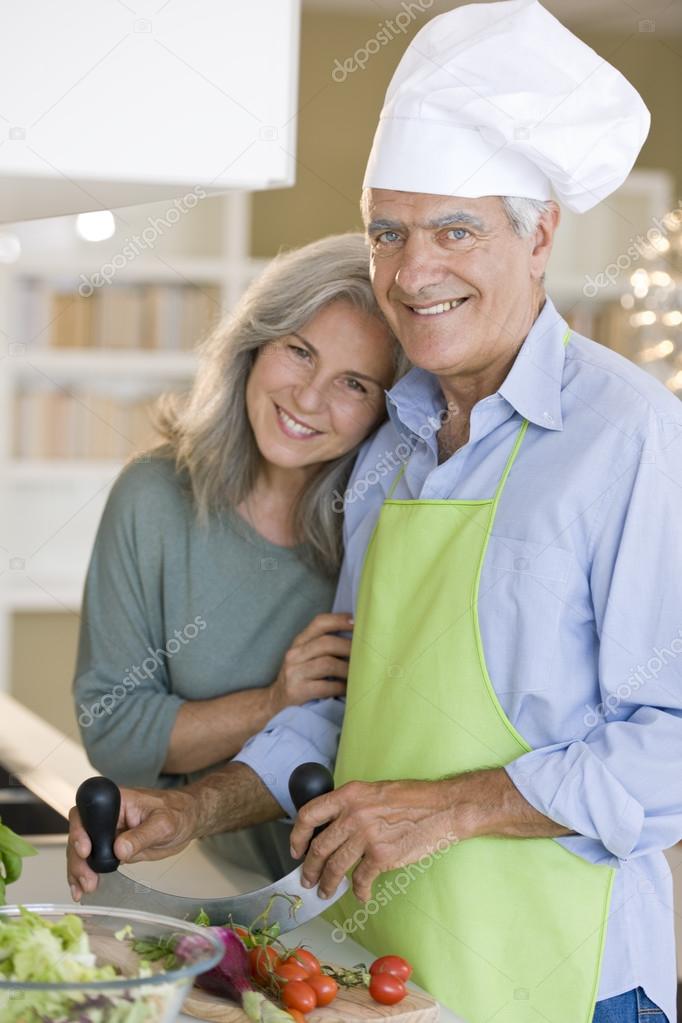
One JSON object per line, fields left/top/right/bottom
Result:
{"left": 543, "top": 411, "right": 555, "bottom": 425}
{"left": 514, "top": 557, "right": 530, "bottom": 571}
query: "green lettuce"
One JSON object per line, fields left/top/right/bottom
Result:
{"left": 0, "top": 907, "right": 173, "bottom": 1023}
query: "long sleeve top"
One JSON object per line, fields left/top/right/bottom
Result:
{"left": 73, "top": 454, "right": 336, "bottom": 878}
{"left": 235, "top": 296, "right": 682, "bottom": 1020}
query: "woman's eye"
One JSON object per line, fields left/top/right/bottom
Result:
{"left": 287, "top": 344, "right": 311, "bottom": 360}
{"left": 344, "top": 377, "right": 368, "bottom": 394}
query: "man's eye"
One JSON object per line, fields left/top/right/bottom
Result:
{"left": 447, "top": 228, "right": 471, "bottom": 241}
{"left": 375, "top": 230, "right": 401, "bottom": 245}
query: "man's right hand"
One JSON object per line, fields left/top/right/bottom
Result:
{"left": 67, "top": 786, "right": 200, "bottom": 901}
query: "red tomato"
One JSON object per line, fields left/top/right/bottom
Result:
{"left": 287, "top": 1011, "right": 306, "bottom": 1023}
{"left": 281, "top": 980, "right": 317, "bottom": 1013}
{"left": 307, "top": 974, "right": 338, "bottom": 1006}
{"left": 288, "top": 949, "right": 321, "bottom": 977}
{"left": 248, "top": 945, "right": 280, "bottom": 983}
{"left": 276, "top": 961, "right": 310, "bottom": 984}
{"left": 369, "top": 973, "right": 407, "bottom": 1006}
{"left": 231, "top": 925, "right": 251, "bottom": 946}
{"left": 369, "top": 954, "right": 413, "bottom": 982}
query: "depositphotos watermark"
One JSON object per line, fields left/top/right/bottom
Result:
{"left": 332, "top": 401, "right": 459, "bottom": 512}
{"left": 78, "top": 185, "right": 207, "bottom": 296}
{"left": 582, "top": 202, "right": 682, "bottom": 298}
{"left": 583, "top": 626, "right": 682, "bottom": 727}
{"left": 330, "top": 832, "right": 458, "bottom": 942}
{"left": 331, "top": 0, "right": 434, "bottom": 82}
{"left": 77, "top": 615, "right": 207, "bottom": 727}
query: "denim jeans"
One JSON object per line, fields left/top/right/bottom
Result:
{"left": 593, "top": 987, "right": 669, "bottom": 1022}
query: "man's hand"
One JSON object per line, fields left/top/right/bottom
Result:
{"left": 290, "top": 769, "right": 572, "bottom": 903}
{"left": 66, "top": 762, "right": 284, "bottom": 902}
{"left": 67, "top": 786, "right": 200, "bottom": 901}
{"left": 290, "top": 778, "right": 461, "bottom": 903}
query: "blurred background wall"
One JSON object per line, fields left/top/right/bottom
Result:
{"left": 6, "top": 0, "right": 682, "bottom": 740}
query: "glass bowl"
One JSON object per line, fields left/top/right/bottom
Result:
{"left": 0, "top": 903, "right": 225, "bottom": 1023}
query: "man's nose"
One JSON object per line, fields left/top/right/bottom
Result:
{"left": 394, "top": 238, "right": 450, "bottom": 299}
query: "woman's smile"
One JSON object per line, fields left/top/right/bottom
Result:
{"left": 273, "top": 401, "right": 324, "bottom": 440}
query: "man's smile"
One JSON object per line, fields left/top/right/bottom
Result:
{"left": 402, "top": 296, "right": 470, "bottom": 317}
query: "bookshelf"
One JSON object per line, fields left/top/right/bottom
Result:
{"left": 0, "top": 191, "right": 265, "bottom": 692}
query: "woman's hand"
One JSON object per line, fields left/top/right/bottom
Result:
{"left": 66, "top": 785, "right": 201, "bottom": 901}
{"left": 269, "top": 612, "right": 353, "bottom": 714}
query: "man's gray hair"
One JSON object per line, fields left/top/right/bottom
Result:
{"left": 360, "top": 189, "right": 554, "bottom": 238}
{"left": 501, "top": 197, "right": 555, "bottom": 237}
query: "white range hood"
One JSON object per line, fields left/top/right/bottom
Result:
{"left": 0, "top": 0, "right": 300, "bottom": 222}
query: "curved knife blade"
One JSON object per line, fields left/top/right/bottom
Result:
{"left": 84, "top": 862, "right": 349, "bottom": 931}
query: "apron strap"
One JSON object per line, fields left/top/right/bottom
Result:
{"left": 386, "top": 462, "right": 407, "bottom": 499}
{"left": 491, "top": 326, "right": 572, "bottom": 503}
{"left": 385, "top": 327, "right": 572, "bottom": 504}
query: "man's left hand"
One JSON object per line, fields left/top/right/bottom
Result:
{"left": 289, "top": 777, "right": 462, "bottom": 902}
{"left": 289, "top": 769, "right": 573, "bottom": 902}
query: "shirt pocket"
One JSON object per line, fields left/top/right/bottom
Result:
{"left": 480, "top": 535, "right": 574, "bottom": 695}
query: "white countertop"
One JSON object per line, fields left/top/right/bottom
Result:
{"left": 0, "top": 694, "right": 461, "bottom": 1021}
{"left": 8, "top": 839, "right": 460, "bottom": 1023}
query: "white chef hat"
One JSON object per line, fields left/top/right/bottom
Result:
{"left": 363, "top": 0, "right": 650, "bottom": 213}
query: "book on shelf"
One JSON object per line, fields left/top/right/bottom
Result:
{"left": 15, "top": 279, "right": 222, "bottom": 350}
{"left": 12, "top": 385, "right": 182, "bottom": 460}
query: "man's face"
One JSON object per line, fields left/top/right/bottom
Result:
{"left": 364, "top": 189, "right": 555, "bottom": 380}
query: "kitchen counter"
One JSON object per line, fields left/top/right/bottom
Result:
{"left": 9, "top": 838, "right": 461, "bottom": 1022}
{"left": 0, "top": 694, "right": 460, "bottom": 1020}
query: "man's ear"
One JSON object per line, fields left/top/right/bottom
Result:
{"left": 530, "top": 201, "right": 560, "bottom": 280}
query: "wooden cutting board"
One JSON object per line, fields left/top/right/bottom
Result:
{"left": 182, "top": 976, "right": 440, "bottom": 1022}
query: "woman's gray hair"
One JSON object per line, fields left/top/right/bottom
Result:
{"left": 501, "top": 196, "right": 555, "bottom": 237}
{"left": 153, "top": 233, "right": 408, "bottom": 576}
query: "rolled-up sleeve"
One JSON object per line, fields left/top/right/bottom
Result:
{"left": 506, "top": 406, "right": 682, "bottom": 860}
{"left": 233, "top": 699, "right": 345, "bottom": 818}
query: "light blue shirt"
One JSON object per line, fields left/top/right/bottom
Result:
{"left": 235, "top": 296, "right": 682, "bottom": 1020}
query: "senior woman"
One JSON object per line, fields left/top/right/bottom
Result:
{"left": 71, "top": 232, "right": 405, "bottom": 888}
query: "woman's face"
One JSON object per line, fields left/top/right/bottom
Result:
{"left": 246, "top": 299, "right": 396, "bottom": 472}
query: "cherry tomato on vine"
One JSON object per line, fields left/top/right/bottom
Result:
{"left": 369, "top": 973, "right": 407, "bottom": 1006}
{"left": 281, "top": 980, "right": 317, "bottom": 1013}
{"left": 276, "top": 960, "right": 310, "bottom": 984}
{"left": 369, "top": 954, "right": 413, "bottom": 982}
{"left": 307, "top": 974, "right": 338, "bottom": 1006}
{"left": 248, "top": 945, "right": 280, "bottom": 982}
{"left": 231, "top": 925, "right": 251, "bottom": 946}
{"left": 288, "top": 949, "right": 321, "bottom": 977}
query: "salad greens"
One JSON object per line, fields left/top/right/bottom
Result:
{"left": 0, "top": 818, "right": 37, "bottom": 904}
{"left": 0, "top": 907, "right": 168, "bottom": 1023}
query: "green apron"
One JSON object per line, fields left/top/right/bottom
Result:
{"left": 330, "top": 350, "right": 614, "bottom": 1023}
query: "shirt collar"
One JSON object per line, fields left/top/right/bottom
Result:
{"left": 385, "top": 296, "right": 570, "bottom": 436}
{"left": 498, "top": 296, "right": 569, "bottom": 431}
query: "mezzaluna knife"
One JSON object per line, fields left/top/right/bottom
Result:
{"left": 76, "top": 762, "right": 349, "bottom": 932}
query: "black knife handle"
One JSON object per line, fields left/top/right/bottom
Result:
{"left": 75, "top": 776, "right": 120, "bottom": 873}
{"left": 288, "top": 762, "right": 335, "bottom": 841}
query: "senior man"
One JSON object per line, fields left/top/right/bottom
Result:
{"left": 68, "top": 3, "right": 682, "bottom": 1020}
